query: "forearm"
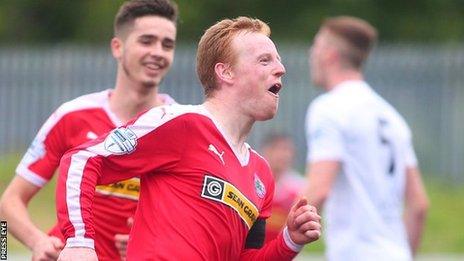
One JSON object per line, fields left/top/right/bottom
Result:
{"left": 404, "top": 167, "right": 429, "bottom": 255}
{"left": 240, "top": 228, "right": 301, "bottom": 261}
{"left": 0, "top": 193, "right": 46, "bottom": 250}
{"left": 404, "top": 208, "right": 427, "bottom": 255}
{"left": 304, "top": 161, "right": 339, "bottom": 211}
{"left": 305, "top": 192, "right": 325, "bottom": 212}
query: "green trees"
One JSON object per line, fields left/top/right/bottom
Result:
{"left": 0, "top": 0, "right": 463, "bottom": 44}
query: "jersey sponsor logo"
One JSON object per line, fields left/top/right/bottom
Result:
{"left": 86, "top": 131, "right": 98, "bottom": 140}
{"left": 254, "top": 173, "right": 266, "bottom": 199}
{"left": 104, "top": 127, "right": 137, "bottom": 155}
{"left": 201, "top": 175, "right": 259, "bottom": 228}
{"left": 208, "top": 144, "right": 225, "bottom": 165}
{"left": 95, "top": 177, "right": 140, "bottom": 200}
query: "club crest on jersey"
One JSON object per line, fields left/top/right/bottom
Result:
{"left": 254, "top": 173, "right": 266, "bottom": 199}
{"left": 104, "top": 127, "right": 137, "bottom": 155}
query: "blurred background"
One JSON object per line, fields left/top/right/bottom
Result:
{"left": 0, "top": 0, "right": 463, "bottom": 259}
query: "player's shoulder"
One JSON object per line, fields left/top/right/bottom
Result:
{"left": 39, "top": 90, "right": 109, "bottom": 132}
{"left": 308, "top": 88, "right": 344, "bottom": 116}
{"left": 141, "top": 104, "right": 206, "bottom": 120}
{"left": 248, "top": 146, "right": 274, "bottom": 178}
{"left": 306, "top": 92, "right": 344, "bottom": 125}
{"left": 383, "top": 105, "right": 413, "bottom": 138}
{"left": 370, "top": 90, "right": 413, "bottom": 134}
{"left": 309, "top": 81, "right": 377, "bottom": 120}
{"left": 312, "top": 81, "right": 367, "bottom": 108}
{"left": 55, "top": 89, "right": 109, "bottom": 117}
{"left": 158, "top": 93, "right": 177, "bottom": 105}
{"left": 131, "top": 104, "right": 213, "bottom": 131}
{"left": 248, "top": 145, "right": 266, "bottom": 163}
{"left": 248, "top": 147, "right": 275, "bottom": 201}
{"left": 309, "top": 91, "right": 333, "bottom": 110}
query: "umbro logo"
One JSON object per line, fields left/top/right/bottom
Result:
{"left": 161, "top": 107, "right": 168, "bottom": 119}
{"left": 208, "top": 144, "right": 225, "bottom": 165}
{"left": 160, "top": 106, "right": 174, "bottom": 119}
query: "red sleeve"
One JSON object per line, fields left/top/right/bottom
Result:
{"left": 240, "top": 231, "right": 299, "bottom": 260}
{"left": 16, "top": 108, "right": 69, "bottom": 187}
{"left": 56, "top": 106, "right": 187, "bottom": 249}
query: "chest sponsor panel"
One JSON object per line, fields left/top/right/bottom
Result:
{"left": 201, "top": 175, "right": 259, "bottom": 228}
{"left": 95, "top": 177, "right": 140, "bottom": 200}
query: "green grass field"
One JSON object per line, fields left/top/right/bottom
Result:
{"left": 1, "top": 154, "right": 463, "bottom": 255}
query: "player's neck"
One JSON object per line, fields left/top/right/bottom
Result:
{"left": 110, "top": 83, "right": 162, "bottom": 124}
{"left": 203, "top": 98, "right": 252, "bottom": 156}
{"left": 326, "top": 70, "right": 363, "bottom": 91}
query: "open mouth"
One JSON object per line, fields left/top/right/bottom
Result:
{"left": 268, "top": 83, "right": 282, "bottom": 95}
{"left": 144, "top": 62, "right": 163, "bottom": 71}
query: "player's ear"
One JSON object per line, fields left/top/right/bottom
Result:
{"left": 214, "top": 62, "right": 234, "bottom": 85}
{"left": 326, "top": 46, "right": 340, "bottom": 66}
{"left": 111, "top": 37, "right": 123, "bottom": 60}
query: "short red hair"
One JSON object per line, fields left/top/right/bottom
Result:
{"left": 196, "top": 17, "right": 270, "bottom": 97}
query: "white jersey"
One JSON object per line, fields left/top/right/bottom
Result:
{"left": 305, "top": 80, "right": 417, "bottom": 261}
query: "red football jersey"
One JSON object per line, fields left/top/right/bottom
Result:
{"left": 57, "top": 104, "right": 299, "bottom": 260}
{"left": 16, "top": 90, "right": 175, "bottom": 260}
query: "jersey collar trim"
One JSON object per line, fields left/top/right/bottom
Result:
{"left": 332, "top": 80, "right": 371, "bottom": 93}
{"left": 102, "top": 89, "right": 124, "bottom": 127}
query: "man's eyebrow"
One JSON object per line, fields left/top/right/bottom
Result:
{"left": 256, "top": 53, "right": 282, "bottom": 63}
{"left": 163, "top": 37, "right": 175, "bottom": 43}
{"left": 138, "top": 34, "right": 157, "bottom": 40}
{"left": 257, "top": 53, "right": 273, "bottom": 59}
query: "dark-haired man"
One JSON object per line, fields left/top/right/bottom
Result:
{"left": 0, "top": 1, "right": 178, "bottom": 260}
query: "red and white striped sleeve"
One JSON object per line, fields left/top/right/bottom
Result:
{"left": 16, "top": 90, "right": 110, "bottom": 187}
{"left": 16, "top": 105, "right": 71, "bottom": 187}
{"left": 56, "top": 105, "right": 188, "bottom": 249}
{"left": 240, "top": 230, "right": 302, "bottom": 260}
